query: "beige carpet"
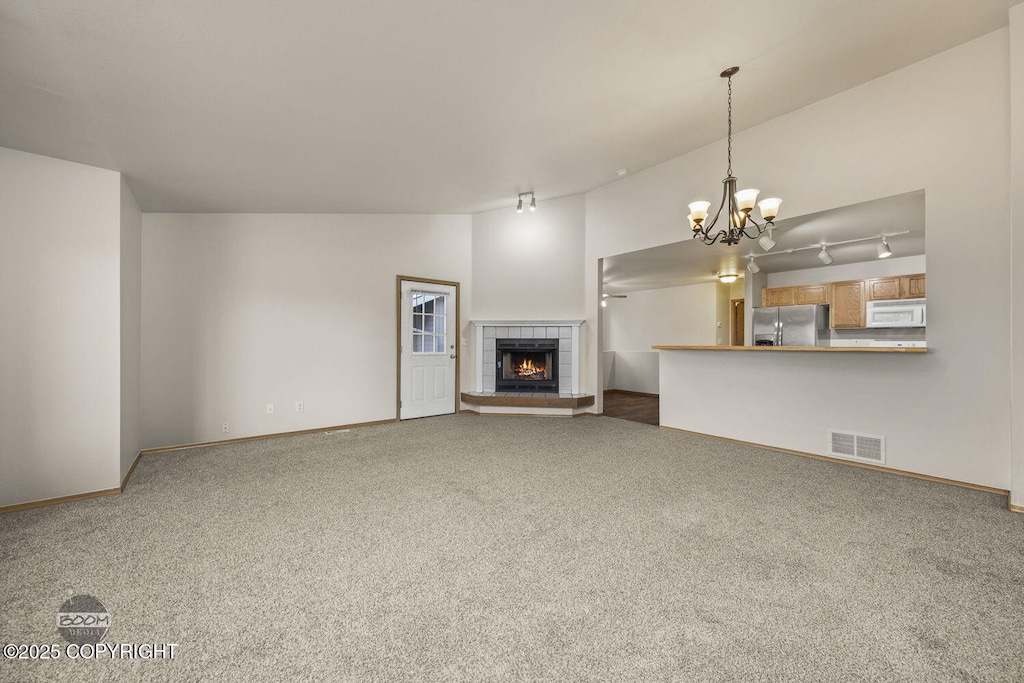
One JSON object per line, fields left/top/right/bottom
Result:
{"left": 1, "top": 414, "right": 1022, "bottom": 681}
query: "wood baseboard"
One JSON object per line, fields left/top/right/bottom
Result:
{"left": 139, "top": 418, "right": 397, "bottom": 455}
{"left": 604, "top": 389, "right": 660, "bottom": 398}
{"left": 120, "top": 451, "right": 143, "bottom": 491}
{"left": 659, "top": 425, "right": 1010, "bottom": 498}
{"left": 1010, "top": 501, "right": 1024, "bottom": 514}
{"left": 0, "top": 488, "right": 121, "bottom": 515}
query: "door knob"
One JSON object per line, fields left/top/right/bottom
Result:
{"left": 450, "top": 354, "right": 457, "bottom": 359}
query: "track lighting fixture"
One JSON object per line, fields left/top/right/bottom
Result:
{"left": 758, "top": 229, "right": 776, "bottom": 252}
{"left": 516, "top": 192, "right": 536, "bottom": 213}
{"left": 742, "top": 231, "right": 909, "bottom": 270}
{"left": 877, "top": 237, "right": 892, "bottom": 259}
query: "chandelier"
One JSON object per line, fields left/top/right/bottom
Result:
{"left": 688, "top": 67, "right": 781, "bottom": 246}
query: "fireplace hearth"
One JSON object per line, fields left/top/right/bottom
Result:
{"left": 496, "top": 338, "right": 559, "bottom": 393}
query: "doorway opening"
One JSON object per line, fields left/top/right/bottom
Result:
{"left": 730, "top": 298, "right": 745, "bottom": 346}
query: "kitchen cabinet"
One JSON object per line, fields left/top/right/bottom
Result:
{"left": 761, "top": 284, "right": 827, "bottom": 307}
{"left": 794, "top": 283, "right": 828, "bottom": 305}
{"left": 762, "top": 286, "right": 794, "bottom": 307}
{"left": 866, "top": 277, "right": 901, "bottom": 301}
{"left": 866, "top": 273, "right": 926, "bottom": 301}
{"left": 829, "top": 280, "right": 866, "bottom": 329}
{"left": 902, "top": 273, "right": 926, "bottom": 298}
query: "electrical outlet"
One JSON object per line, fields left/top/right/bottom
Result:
{"left": 266, "top": 404, "right": 274, "bottom": 415}
{"left": 221, "top": 422, "right": 229, "bottom": 434}
{"left": 295, "top": 401, "right": 304, "bottom": 413}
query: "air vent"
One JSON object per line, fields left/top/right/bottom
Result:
{"left": 827, "top": 429, "right": 885, "bottom": 464}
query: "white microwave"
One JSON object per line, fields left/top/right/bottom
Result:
{"left": 866, "top": 298, "right": 926, "bottom": 328}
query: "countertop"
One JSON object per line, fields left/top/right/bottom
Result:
{"left": 652, "top": 345, "right": 927, "bottom": 353}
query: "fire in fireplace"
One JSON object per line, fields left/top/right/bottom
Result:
{"left": 496, "top": 338, "right": 559, "bottom": 393}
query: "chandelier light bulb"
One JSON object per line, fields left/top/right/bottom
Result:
{"left": 758, "top": 198, "right": 781, "bottom": 221}
{"left": 877, "top": 237, "right": 892, "bottom": 259}
{"left": 688, "top": 201, "right": 711, "bottom": 223}
{"left": 747, "top": 256, "right": 760, "bottom": 273}
{"left": 734, "top": 189, "right": 759, "bottom": 213}
{"left": 759, "top": 229, "right": 776, "bottom": 252}
{"left": 818, "top": 245, "right": 834, "bottom": 265}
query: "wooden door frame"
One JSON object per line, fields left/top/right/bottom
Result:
{"left": 730, "top": 298, "right": 745, "bottom": 346}
{"left": 396, "top": 276, "right": 462, "bottom": 420}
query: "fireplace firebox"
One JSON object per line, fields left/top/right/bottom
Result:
{"left": 495, "top": 338, "right": 559, "bottom": 393}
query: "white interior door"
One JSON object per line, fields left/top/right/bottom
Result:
{"left": 400, "top": 280, "right": 457, "bottom": 419}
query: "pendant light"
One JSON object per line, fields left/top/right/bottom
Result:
{"left": 688, "top": 67, "right": 781, "bottom": 246}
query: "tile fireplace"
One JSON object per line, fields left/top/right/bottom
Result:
{"left": 471, "top": 320, "right": 584, "bottom": 394}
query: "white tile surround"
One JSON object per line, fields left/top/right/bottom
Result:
{"left": 471, "top": 320, "right": 584, "bottom": 395}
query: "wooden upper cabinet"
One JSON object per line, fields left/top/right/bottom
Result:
{"left": 762, "top": 286, "right": 795, "bottom": 307}
{"left": 829, "top": 280, "right": 866, "bottom": 329}
{"left": 901, "top": 273, "right": 926, "bottom": 299}
{"left": 866, "top": 273, "right": 925, "bottom": 300}
{"left": 794, "top": 283, "right": 828, "bottom": 305}
{"left": 866, "top": 276, "right": 901, "bottom": 301}
{"left": 762, "top": 284, "right": 827, "bottom": 307}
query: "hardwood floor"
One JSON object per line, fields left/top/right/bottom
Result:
{"left": 602, "top": 390, "right": 659, "bottom": 426}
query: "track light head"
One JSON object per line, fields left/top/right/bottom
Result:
{"left": 818, "top": 245, "right": 834, "bottom": 265}
{"left": 877, "top": 237, "right": 892, "bottom": 259}
{"left": 759, "top": 229, "right": 776, "bottom": 252}
{"left": 747, "top": 256, "right": 760, "bottom": 274}
{"left": 516, "top": 192, "right": 536, "bottom": 213}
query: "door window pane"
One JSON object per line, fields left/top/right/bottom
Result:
{"left": 411, "top": 291, "right": 449, "bottom": 355}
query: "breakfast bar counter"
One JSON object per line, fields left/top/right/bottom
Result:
{"left": 652, "top": 345, "right": 926, "bottom": 353}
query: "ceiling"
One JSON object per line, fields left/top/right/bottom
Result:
{"left": 0, "top": 1, "right": 1016, "bottom": 213}
{"left": 602, "top": 190, "right": 925, "bottom": 295}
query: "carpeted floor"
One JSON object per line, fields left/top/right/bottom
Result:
{"left": 1, "top": 414, "right": 1022, "bottom": 682}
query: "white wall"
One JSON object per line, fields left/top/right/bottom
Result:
{"left": 1010, "top": 2, "right": 1024, "bottom": 507}
{"left": 715, "top": 282, "right": 730, "bottom": 345}
{"left": 765, "top": 254, "right": 926, "bottom": 288}
{"left": 120, "top": 178, "right": 142, "bottom": 481}
{"left": 0, "top": 147, "right": 122, "bottom": 507}
{"left": 604, "top": 283, "right": 719, "bottom": 350}
{"left": 585, "top": 30, "right": 1011, "bottom": 488}
{"left": 602, "top": 283, "right": 719, "bottom": 394}
{"left": 471, "top": 194, "right": 585, "bottom": 320}
{"left": 141, "top": 213, "right": 472, "bottom": 449}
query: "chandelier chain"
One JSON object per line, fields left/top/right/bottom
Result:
{"left": 726, "top": 75, "right": 733, "bottom": 177}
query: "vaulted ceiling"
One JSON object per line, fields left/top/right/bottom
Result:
{"left": 0, "top": 0, "right": 1017, "bottom": 213}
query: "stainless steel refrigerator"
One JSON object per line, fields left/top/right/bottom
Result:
{"left": 752, "top": 304, "right": 831, "bottom": 347}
